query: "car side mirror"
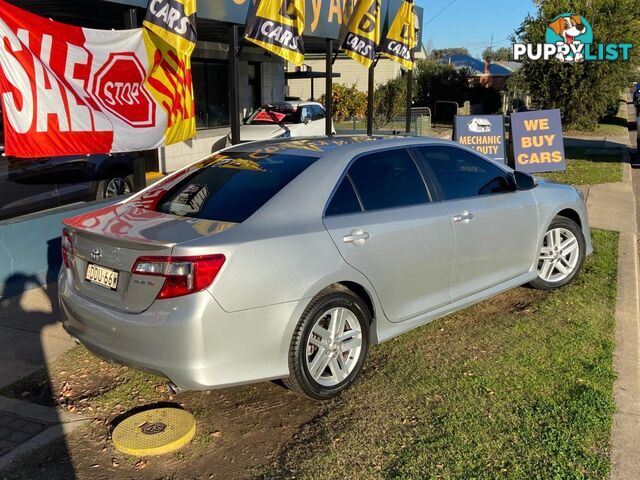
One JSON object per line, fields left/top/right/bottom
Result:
{"left": 513, "top": 171, "right": 536, "bottom": 190}
{"left": 303, "top": 116, "right": 312, "bottom": 124}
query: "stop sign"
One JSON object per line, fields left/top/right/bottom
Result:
{"left": 93, "top": 52, "right": 156, "bottom": 128}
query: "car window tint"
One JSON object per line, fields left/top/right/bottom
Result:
{"left": 313, "top": 106, "right": 325, "bottom": 120}
{"left": 155, "top": 152, "right": 318, "bottom": 223}
{"left": 348, "top": 149, "right": 429, "bottom": 211}
{"left": 416, "top": 146, "right": 513, "bottom": 200}
{"left": 326, "top": 176, "right": 361, "bottom": 216}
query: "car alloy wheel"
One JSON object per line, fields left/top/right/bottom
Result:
{"left": 305, "top": 307, "right": 363, "bottom": 387}
{"left": 104, "top": 177, "right": 132, "bottom": 197}
{"left": 529, "top": 215, "right": 585, "bottom": 291}
{"left": 537, "top": 227, "right": 580, "bottom": 283}
{"left": 284, "top": 288, "right": 370, "bottom": 400}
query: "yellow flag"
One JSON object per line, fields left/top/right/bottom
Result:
{"left": 340, "top": 0, "right": 381, "bottom": 68}
{"left": 143, "top": 0, "right": 197, "bottom": 55}
{"left": 244, "top": 0, "right": 305, "bottom": 66}
{"left": 380, "top": 0, "right": 416, "bottom": 69}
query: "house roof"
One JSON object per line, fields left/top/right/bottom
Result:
{"left": 438, "top": 54, "right": 513, "bottom": 76}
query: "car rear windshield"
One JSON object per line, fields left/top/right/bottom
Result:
{"left": 154, "top": 151, "right": 318, "bottom": 223}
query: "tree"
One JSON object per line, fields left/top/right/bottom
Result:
{"left": 482, "top": 46, "right": 513, "bottom": 62}
{"left": 372, "top": 76, "right": 408, "bottom": 129}
{"left": 514, "top": 0, "right": 640, "bottom": 130}
{"left": 413, "top": 61, "right": 473, "bottom": 112}
{"left": 319, "top": 83, "right": 366, "bottom": 121}
{"left": 430, "top": 47, "right": 470, "bottom": 60}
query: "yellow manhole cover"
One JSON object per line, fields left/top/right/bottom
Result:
{"left": 112, "top": 408, "right": 196, "bottom": 456}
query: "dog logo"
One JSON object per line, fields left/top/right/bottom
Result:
{"left": 545, "top": 14, "right": 592, "bottom": 62}
{"left": 514, "top": 13, "right": 631, "bottom": 62}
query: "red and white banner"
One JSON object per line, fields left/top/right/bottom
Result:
{"left": 0, "top": 0, "right": 195, "bottom": 158}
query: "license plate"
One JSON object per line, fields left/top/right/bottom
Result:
{"left": 86, "top": 263, "right": 119, "bottom": 290}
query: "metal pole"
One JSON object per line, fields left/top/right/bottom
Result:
{"left": 405, "top": 68, "right": 413, "bottom": 134}
{"left": 228, "top": 25, "right": 241, "bottom": 145}
{"left": 367, "top": 63, "right": 374, "bottom": 136}
{"left": 325, "top": 39, "right": 333, "bottom": 136}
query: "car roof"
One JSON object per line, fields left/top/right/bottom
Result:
{"left": 222, "top": 135, "right": 454, "bottom": 159}
{"left": 262, "top": 100, "right": 323, "bottom": 109}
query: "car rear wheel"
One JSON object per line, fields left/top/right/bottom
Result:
{"left": 96, "top": 172, "right": 133, "bottom": 199}
{"left": 529, "top": 216, "right": 585, "bottom": 290}
{"left": 284, "top": 288, "right": 370, "bottom": 400}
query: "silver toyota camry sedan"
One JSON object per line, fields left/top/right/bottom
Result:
{"left": 59, "top": 136, "right": 591, "bottom": 400}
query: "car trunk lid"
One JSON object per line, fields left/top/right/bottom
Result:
{"left": 63, "top": 203, "right": 235, "bottom": 313}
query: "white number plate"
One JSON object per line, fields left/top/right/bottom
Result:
{"left": 86, "top": 263, "right": 119, "bottom": 290}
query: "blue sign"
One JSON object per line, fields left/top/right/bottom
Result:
{"left": 454, "top": 115, "right": 506, "bottom": 163}
{"left": 511, "top": 109, "right": 566, "bottom": 173}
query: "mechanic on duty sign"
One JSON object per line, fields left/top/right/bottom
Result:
{"left": 454, "top": 115, "right": 506, "bottom": 163}
{"left": 511, "top": 109, "right": 566, "bottom": 173}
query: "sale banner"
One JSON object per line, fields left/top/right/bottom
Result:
{"left": 339, "top": 0, "right": 381, "bottom": 68}
{"left": 511, "top": 109, "right": 566, "bottom": 173}
{"left": 244, "top": 0, "right": 305, "bottom": 66}
{"left": 380, "top": 0, "right": 416, "bottom": 70}
{"left": 144, "top": 0, "right": 197, "bottom": 55}
{"left": 0, "top": 0, "right": 195, "bottom": 158}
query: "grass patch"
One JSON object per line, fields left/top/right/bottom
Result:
{"left": 260, "top": 230, "right": 618, "bottom": 479}
{"left": 537, "top": 146, "right": 623, "bottom": 185}
{"left": 565, "top": 101, "right": 630, "bottom": 137}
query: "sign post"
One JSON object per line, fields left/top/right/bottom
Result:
{"left": 454, "top": 115, "right": 506, "bottom": 163}
{"left": 511, "top": 109, "right": 566, "bottom": 173}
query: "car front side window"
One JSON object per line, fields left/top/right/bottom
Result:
{"left": 415, "top": 146, "right": 514, "bottom": 201}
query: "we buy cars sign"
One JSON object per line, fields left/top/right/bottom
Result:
{"left": 0, "top": 0, "right": 195, "bottom": 157}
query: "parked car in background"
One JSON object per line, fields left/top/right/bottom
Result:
{"left": 59, "top": 136, "right": 591, "bottom": 401}
{"left": 227, "top": 101, "right": 335, "bottom": 145}
{"left": 0, "top": 109, "right": 143, "bottom": 221}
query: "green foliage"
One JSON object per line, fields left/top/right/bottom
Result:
{"left": 482, "top": 46, "right": 513, "bottom": 62}
{"left": 515, "top": 0, "right": 640, "bottom": 130}
{"left": 319, "top": 83, "right": 366, "bottom": 121}
{"left": 430, "top": 47, "right": 470, "bottom": 59}
{"left": 414, "top": 61, "right": 502, "bottom": 116}
{"left": 372, "top": 76, "right": 408, "bottom": 129}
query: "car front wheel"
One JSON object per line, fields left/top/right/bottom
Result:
{"left": 529, "top": 215, "right": 585, "bottom": 290}
{"left": 284, "top": 288, "right": 370, "bottom": 400}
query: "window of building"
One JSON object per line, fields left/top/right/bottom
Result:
{"left": 192, "top": 60, "right": 230, "bottom": 129}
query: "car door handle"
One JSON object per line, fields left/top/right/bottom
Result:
{"left": 453, "top": 211, "right": 474, "bottom": 223}
{"left": 343, "top": 229, "right": 371, "bottom": 246}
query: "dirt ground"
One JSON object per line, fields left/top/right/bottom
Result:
{"left": 2, "top": 287, "right": 549, "bottom": 480}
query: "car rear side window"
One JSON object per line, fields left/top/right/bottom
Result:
{"left": 326, "top": 176, "right": 362, "bottom": 216}
{"left": 415, "top": 146, "right": 513, "bottom": 201}
{"left": 347, "top": 148, "right": 429, "bottom": 211}
{"left": 155, "top": 152, "right": 318, "bottom": 223}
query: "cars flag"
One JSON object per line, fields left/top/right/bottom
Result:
{"left": 143, "top": 0, "right": 197, "bottom": 55}
{"left": 339, "top": 0, "right": 381, "bottom": 68}
{"left": 380, "top": 0, "right": 416, "bottom": 69}
{"left": 244, "top": 0, "right": 305, "bottom": 66}
{"left": 0, "top": 0, "right": 195, "bottom": 158}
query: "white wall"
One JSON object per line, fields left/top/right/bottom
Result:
{"left": 287, "top": 56, "right": 403, "bottom": 101}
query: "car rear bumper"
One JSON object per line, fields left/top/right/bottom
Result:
{"left": 58, "top": 268, "right": 304, "bottom": 391}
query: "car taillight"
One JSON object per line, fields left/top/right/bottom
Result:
{"left": 61, "top": 228, "right": 74, "bottom": 269}
{"left": 131, "top": 255, "right": 226, "bottom": 299}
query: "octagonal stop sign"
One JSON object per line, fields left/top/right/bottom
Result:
{"left": 93, "top": 52, "right": 156, "bottom": 128}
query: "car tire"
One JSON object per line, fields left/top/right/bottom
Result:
{"left": 284, "top": 287, "right": 370, "bottom": 400}
{"left": 529, "top": 215, "right": 586, "bottom": 290}
{"left": 95, "top": 172, "right": 134, "bottom": 200}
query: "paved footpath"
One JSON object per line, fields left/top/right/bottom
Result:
{"left": 606, "top": 97, "right": 640, "bottom": 480}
